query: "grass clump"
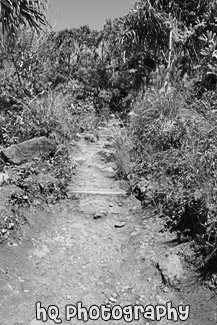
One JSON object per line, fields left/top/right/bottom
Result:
{"left": 0, "top": 91, "right": 78, "bottom": 147}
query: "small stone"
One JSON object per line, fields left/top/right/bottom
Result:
{"left": 114, "top": 221, "right": 126, "bottom": 228}
{"left": 109, "top": 297, "right": 117, "bottom": 303}
{"left": 93, "top": 214, "right": 102, "bottom": 220}
{"left": 118, "top": 203, "right": 122, "bottom": 206}
{"left": 123, "top": 285, "right": 131, "bottom": 290}
{"left": 84, "top": 134, "right": 97, "bottom": 142}
{"left": 147, "top": 278, "right": 151, "bottom": 282}
{"left": 8, "top": 223, "right": 14, "bottom": 229}
{"left": 163, "top": 287, "right": 170, "bottom": 293}
{"left": 66, "top": 295, "right": 71, "bottom": 300}
{"left": 139, "top": 295, "right": 146, "bottom": 300}
{"left": 140, "top": 251, "right": 146, "bottom": 260}
{"left": 74, "top": 157, "right": 86, "bottom": 163}
{"left": 104, "top": 167, "right": 114, "bottom": 173}
{"left": 111, "top": 293, "right": 118, "bottom": 298}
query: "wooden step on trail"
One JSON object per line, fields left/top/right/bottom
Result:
{"left": 67, "top": 190, "right": 126, "bottom": 198}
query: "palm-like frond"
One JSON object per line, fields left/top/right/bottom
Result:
{"left": 0, "top": 0, "right": 48, "bottom": 35}
{"left": 121, "top": 0, "right": 169, "bottom": 47}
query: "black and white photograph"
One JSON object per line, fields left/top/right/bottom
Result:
{"left": 0, "top": 1, "right": 217, "bottom": 324}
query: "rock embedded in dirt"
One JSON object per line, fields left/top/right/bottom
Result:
{"left": 1, "top": 137, "right": 56, "bottom": 165}
{"left": 157, "top": 254, "right": 184, "bottom": 286}
{"left": 74, "top": 157, "right": 86, "bottom": 163}
{"left": 140, "top": 249, "right": 147, "bottom": 260}
{"left": 163, "top": 286, "right": 171, "bottom": 293}
{"left": 103, "top": 141, "right": 112, "bottom": 148}
{"left": 104, "top": 166, "right": 114, "bottom": 174}
{"left": 93, "top": 213, "right": 103, "bottom": 219}
{"left": 109, "top": 296, "right": 117, "bottom": 303}
{"left": 84, "top": 133, "right": 97, "bottom": 142}
{"left": 114, "top": 221, "right": 126, "bottom": 228}
{"left": 111, "top": 293, "right": 118, "bottom": 298}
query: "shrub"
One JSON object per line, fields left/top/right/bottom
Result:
{"left": 119, "top": 85, "right": 217, "bottom": 275}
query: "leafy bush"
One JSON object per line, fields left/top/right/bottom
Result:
{"left": 10, "top": 145, "right": 76, "bottom": 205}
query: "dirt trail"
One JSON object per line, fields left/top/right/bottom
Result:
{"left": 0, "top": 122, "right": 216, "bottom": 325}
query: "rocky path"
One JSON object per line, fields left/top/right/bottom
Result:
{"left": 0, "top": 122, "right": 216, "bottom": 325}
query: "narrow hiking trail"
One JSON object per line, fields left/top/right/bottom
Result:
{"left": 0, "top": 121, "right": 216, "bottom": 325}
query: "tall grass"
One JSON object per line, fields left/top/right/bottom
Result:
{"left": 0, "top": 91, "right": 78, "bottom": 147}
{"left": 115, "top": 83, "right": 217, "bottom": 276}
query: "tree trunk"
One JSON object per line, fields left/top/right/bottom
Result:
{"left": 168, "top": 0, "right": 173, "bottom": 69}
{"left": 168, "top": 26, "right": 173, "bottom": 69}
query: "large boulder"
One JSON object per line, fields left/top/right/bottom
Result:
{"left": 0, "top": 137, "right": 56, "bottom": 165}
{"left": 157, "top": 253, "right": 184, "bottom": 286}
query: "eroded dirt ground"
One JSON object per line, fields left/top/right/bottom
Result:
{"left": 0, "top": 122, "right": 216, "bottom": 325}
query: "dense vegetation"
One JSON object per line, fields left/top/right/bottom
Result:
{"left": 1, "top": 0, "right": 217, "bottom": 281}
{"left": 113, "top": 0, "right": 217, "bottom": 281}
